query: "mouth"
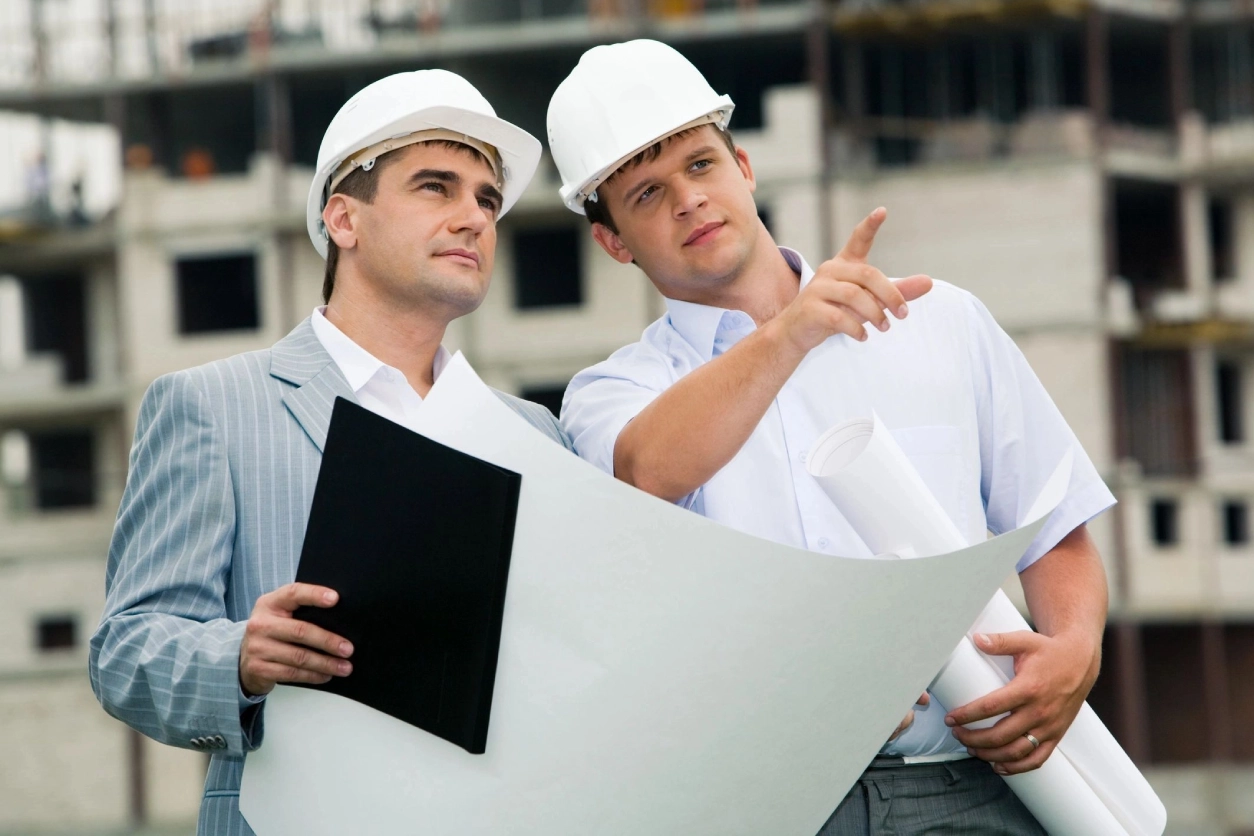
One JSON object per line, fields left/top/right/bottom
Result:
{"left": 436, "top": 248, "right": 480, "bottom": 268}
{"left": 683, "top": 221, "right": 725, "bottom": 247}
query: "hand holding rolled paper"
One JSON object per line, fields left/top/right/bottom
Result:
{"left": 947, "top": 619, "right": 1100, "bottom": 774}
{"left": 806, "top": 415, "right": 1166, "bottom": 836}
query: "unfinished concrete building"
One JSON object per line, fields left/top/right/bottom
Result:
{"left": 0, "top": 0, "right": 1252, "bottom": 832}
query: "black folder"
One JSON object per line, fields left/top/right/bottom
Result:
{"left": 292, "top": 397, "right": 522, "bottom": 755}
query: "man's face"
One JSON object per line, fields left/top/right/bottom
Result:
{"left": 592, "top": 126, "right": 761, "bottom": 299}
{"left": 339, "top": 141, "right": 502, "bottom": 316}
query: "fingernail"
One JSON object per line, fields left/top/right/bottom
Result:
{"left": 858, "top": 332, "right": 868, "bottom": 342}
{"left": 974, "top": 633, "right": 990, "bottom": 648}
{"left": 897, "top": 304, "right": 908, "bottom": 318}
{"left": 338, "top": 661, "right": 352, "bottom": 675}
{"left": 945, "top": 716, "right": 956, "bottom": 727}
{"left": 966, "top": 747, "right": 975, "bottom": 756}
{"left": 994, "top": 765, "right": 1008, "bottom": 775}
{"left": 339, "top": 641, "right": 353, "bottom": 657}
{"left": 324, "top": 590, "right": 337, "bottom": 604}
{"left": 877, "top": 320, "right": 889, "bottom": 332}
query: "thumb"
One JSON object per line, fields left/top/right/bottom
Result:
{"left": 893, "top": 274, "right": 933, "bottom": 303}
{"left": 972, "top": 630, "right": 1038, "bottom": 657}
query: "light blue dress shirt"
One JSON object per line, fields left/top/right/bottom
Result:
{"left": 560, "top": 247, "right": 1116, "bottom": 758}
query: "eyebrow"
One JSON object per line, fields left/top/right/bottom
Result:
{"left": 407, "top": 168, "right": 461, "bottom": 186}
{"left": 619, "top": 145, "right": 720, "bottom": 208}
{"left": 408, "top": 168, "right": 504, "bottom": 209}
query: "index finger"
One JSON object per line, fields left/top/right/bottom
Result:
{"left": 945, "top": 679, "right": 1029, "bottom": 730}
{"left": 265, "top": 582, "right": 339, "bottom": 613}
{"left": 837, "top": 207, "right": 887, "bottom": 263}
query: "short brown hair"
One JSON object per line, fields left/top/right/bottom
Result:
{"left": 321, "top": 140, "right": 492, "bottom": 303}
{"left": 582, "top": 124, "right": 736, "bottom": 235}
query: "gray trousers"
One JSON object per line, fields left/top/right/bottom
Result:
{"left": 817, "top": 758, "right": 1047, "bottom": 835}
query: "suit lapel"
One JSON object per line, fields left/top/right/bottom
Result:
{"left": 271, "top": 319, "right": 357, "bottom": 454}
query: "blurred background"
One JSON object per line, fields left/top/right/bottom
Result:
{"left": 0, "top": 0, "right": 1249, "bottom": 832}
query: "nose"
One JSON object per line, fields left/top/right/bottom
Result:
{"left": 449, "top": 191, "right": 490, "bottom": 236}
{"left": 671, "top": 178, "right": 707, "bottom": 218}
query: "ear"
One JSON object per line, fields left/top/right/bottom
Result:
{"left": 590, "top": 222, "right": 635, "bottom": 265}
{"left": 734, "top": 145, "right": 757, "bottom": 195}
{"left": 322, "top": 193, "right": 358, "bottom": 251}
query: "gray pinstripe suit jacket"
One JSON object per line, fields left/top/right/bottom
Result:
{"left": 89, "top": 318, "right": 572, "bottom": 835}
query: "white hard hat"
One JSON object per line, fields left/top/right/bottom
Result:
{"left": 307, "top": 69, "right": 541, "bottom": 258}
{"left": 547, "top": 39, "right": 734, "bottom": 215}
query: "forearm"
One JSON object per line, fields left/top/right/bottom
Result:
{"left": 614, "top": 317, "right": 805, "bottom": 501}
{"left": 1019, "top": 524, "right": 1108, "bottom": 675}
{"left": 90, "top": 371, "right": 258, "bottom": 752}
{"left": 90, "top": 613, "right": 262, "bottom": 753}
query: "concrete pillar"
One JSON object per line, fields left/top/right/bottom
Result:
{"left": 1181, "top": 182, "right": 1214, "bottom": 298}
{"left": 0, "top": 276, "right": 25, "bottom": 370}
{"left": 86, "top": 266, "right": 119, "bottom": 385}
{"left": 1193, "top": 344, "right": 1218, "bottom": 460}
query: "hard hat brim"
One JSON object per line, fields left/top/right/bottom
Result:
{"left": 558, "top": 96, "right": 734, "bottom": 216}
{"left": 306, "top": 105, "right": 541, "bottom": 259}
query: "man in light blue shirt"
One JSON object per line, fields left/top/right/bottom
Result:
{"left": 549, "top": 40, "right": 1113, "bottom": 833}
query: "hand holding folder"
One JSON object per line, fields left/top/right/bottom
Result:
{"left": 292, "top": 397, "right": 522, "bottom": 755}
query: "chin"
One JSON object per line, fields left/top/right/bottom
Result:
{"left": 685, "top": 243, "right": 750, "bottom": 282}
{"left": 422, "top": 273, "right": 489, "bottom": 315}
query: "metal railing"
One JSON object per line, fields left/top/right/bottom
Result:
{"left": 0, "top": 0, "right": 796, "bottom": 89}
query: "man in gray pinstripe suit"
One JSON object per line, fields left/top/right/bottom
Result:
{"left": 89, "top": 71, "right": 569, "bottom": 835}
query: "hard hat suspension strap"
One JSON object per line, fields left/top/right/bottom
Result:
{"left": 574, "top": 109, "right": 732, "bottom": 208}
{"left": 327, "top": 128, "right": 503, "bottom": 196}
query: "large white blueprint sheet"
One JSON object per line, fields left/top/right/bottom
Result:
{"left": 808, "top": 415, "right": 1166, "bottom": 836}
{"left": 241, "top": 355, "right": 1065, "bottom": 836}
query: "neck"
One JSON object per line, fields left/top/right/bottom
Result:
{"left": 324, "top": 272, "right": 449, "bottom": 398}
{"left": 659, "top": 227, "right": 799, "bottom": 325}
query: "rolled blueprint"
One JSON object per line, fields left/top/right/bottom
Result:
{"left": 807, "top": 416, "right": 1166, "bottom": 836}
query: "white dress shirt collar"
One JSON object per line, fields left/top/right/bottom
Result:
{"left": 309, "top": 306, "right": 451, "bottom": 395}
{"left": 661, "top": 247, "right": 814, "bottom": 362}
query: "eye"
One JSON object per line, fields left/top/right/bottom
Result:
{"left": 478, "top": 196, "right": 501, "bottom": 214}
{"left": 691, "top": 159, "right": 714, "bottom": 172}
{"left": 419, "top": 181, "right": 446, "bottom": 195}
{"left": 638, "top": 185, "right": 659, "bottom": 204}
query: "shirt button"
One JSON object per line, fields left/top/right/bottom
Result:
{"left": 817, "top": 537, "right": 830, "bottom": 549}
{"left": 798, "top": 451, "right": 807, "bottom": 464}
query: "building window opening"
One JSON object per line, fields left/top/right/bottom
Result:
{"left": 1151, "top": 498, "right": 1179, "bottom": 547}
{"left": 176, "top": 253, "right": 260, "bottom": 335}
{"left": 36, "top": 614, "right": 78, "bottom": 651}
{"left": 1117, "top": 347, "right": 1196, "bottom": 477}
{"left": 1226, "top": 624, "right": 1254, "bottom": 761}
{"left": 30, "top": 428, "right": 96, "bottom": 510}
{"left": 1143, "top": 624, "right": 1209, "bottom": 762}
{"left": 1218, "top": 360, "right": 1245, "bottom": 444}
{"left": 1113, "top": 180, "right": 1184, "bottom": 309}
{"left": 864, "top": 43, "right": 927, "bottom": 166}
{"left": 1193, "top": 25, "right": 1254, "bottom": 124}
{"left": 513, "top": 227, "right": 582, "bottom": 310}
{"left": 21, "top": 274, "right": 89, "bottom": 383}
{"left": 1109, "top": 21, "right": 1173, "bottom": 129}
{"left": 1210, "top": 196, "right": 1236, "bottom": 283}
{"left": 1224, "top": 501, "right": 1250, "bottom": 547}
